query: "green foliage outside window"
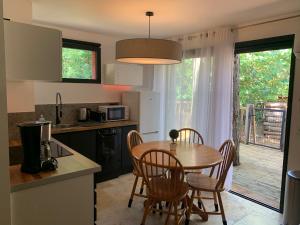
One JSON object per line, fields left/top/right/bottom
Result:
{"left": 62, "top": 48, "right": 94, "bottom": 79}
{"left": 239, "top": 49, "right": 291, "bottom": 107}
{"left": 174, "top": 49, "right": 292, "bottom": 105}
{"left": 176, "top": 58, "right": 194, "bottom": 101}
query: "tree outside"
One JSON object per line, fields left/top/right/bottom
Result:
{"left": 62, "top": 48, "right": 95, "bottom": 79}
{"left": 175, "top": 58, "right": 194, "bottom": 101}
{"left": 239, "top": 49, "right": 292, "bottom": 107}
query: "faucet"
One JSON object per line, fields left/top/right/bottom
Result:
{"left": 55, "top": 92, "right": 63, "bottom": 125}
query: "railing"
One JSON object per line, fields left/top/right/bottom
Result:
{"left": 243, "top": 104, "right": 286, "bottom": 150}
{"left": 175, "top": 100, "right": 192, "bottom": 129}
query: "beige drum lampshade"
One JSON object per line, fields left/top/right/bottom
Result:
{"left": 116, "top": 38, "right": 182, "bottom": 65}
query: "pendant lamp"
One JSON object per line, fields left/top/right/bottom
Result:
{"left": 116, "top": 11, "right": 182, "bottom": 65}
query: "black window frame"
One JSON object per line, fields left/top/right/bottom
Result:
{"left": 62, "top": 38, "right": 101, "bottom": 83}
{"left": 232, "top": 34, "right": 296, "bottom": 213}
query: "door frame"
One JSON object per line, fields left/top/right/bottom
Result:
{"left": 233, "top": 35, "right": 296, "bottom": 213}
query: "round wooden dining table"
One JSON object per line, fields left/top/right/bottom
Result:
{"left": 132, "top": 140, "right": 223, "bottom": 221}
{"left": 132, "top": 141, "right": 223, "bottom": 170}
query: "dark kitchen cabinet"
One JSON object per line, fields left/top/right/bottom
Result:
{"left": 120, "top": 125, "right": 136, "bottom": 174}
{"left": 52, "top": 130, "right": 97, "bottom": 161}
{"left": 52, "top": 124, "right": 137, "bottom": 183}
{"left": 96, "top": 128, "right": 122, "bottom": 182}
{"left": 52, "top": 132, "right": 71, "bottom": 147}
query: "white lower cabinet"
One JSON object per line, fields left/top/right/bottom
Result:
{"left": 11, "top": 175, "right": 94, "bottom": 225}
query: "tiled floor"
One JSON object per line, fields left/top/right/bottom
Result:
{"left": 96, "top": 174, "right": 282, "bottom": 225}
{"left": 232, "top": 144, "right": 283, "bottom": 208}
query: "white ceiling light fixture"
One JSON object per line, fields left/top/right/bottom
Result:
{"left": 115, "top": 11, "right": 182, "bottom": 65}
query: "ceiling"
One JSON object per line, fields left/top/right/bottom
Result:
{"left": 32, "top": 0, "right": 300, "bottom": 38}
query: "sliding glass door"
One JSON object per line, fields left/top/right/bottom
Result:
{"left": 231, "top": 35, "right": 296, "bottom": 212}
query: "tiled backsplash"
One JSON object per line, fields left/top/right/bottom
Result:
{"left": 8, "top": 112, "right": 36, "bottom": 142}
{"left": 8, "top": 102, "right": 118, "bottom": 142}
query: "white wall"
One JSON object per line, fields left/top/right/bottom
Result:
{"left": 34, "top": 82, "right": 128, "bottom": 105}
{"left": 3, "top": 0, "right": 32, "bottom": 24}
{"left": 0, "top": 0, "right": 11, "bottom": 223}
{"left": 236, "top": 17, "right": 300, "bottom": 171}
{"left": 7, "top": 81, "right": 35, "bottom": 112}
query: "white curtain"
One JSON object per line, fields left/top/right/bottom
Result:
{"left": 154, "top": 27, "right": 235, "bottom": 189}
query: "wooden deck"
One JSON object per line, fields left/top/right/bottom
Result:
{"left": 232, "top": 143, "right": 283, "bottom": 209}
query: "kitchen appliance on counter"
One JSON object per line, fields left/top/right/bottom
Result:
{"left": 122, "top": 91, "right": 160, "bottom": 141}
{"left": 98, "top": 105, "right": 129, "bottom": 122}
{"left": 18, "top": 121, "right": 58, "bottom": 173}
{"left": 90, "top": 110, "right": 106, "bottom": 123}
{"left": 78, "top": 107, "right": 91, "bottom": 121}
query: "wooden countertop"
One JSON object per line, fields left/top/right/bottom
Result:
{"left": 9, "top": 120, "right": 139, "bottom": 147}
{"left": 51, "top": 120, "right": 139, "bottom": 134}
{"left": 10, "top": 138, "right": 101, "bottom": 192}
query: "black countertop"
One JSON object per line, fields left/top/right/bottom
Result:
{"left": 9, "top": 141, "right": 73, "bottom": 166}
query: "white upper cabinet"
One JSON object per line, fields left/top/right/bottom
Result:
{"left": 103, "top": 63, "right": 143, "bottom": 86}
{"left": 4, "top": 21, "right": 62, "bottom": 81}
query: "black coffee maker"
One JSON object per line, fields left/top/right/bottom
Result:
{"left": 18, "top": 121, "right": 56, "bottom": 173}
{"left": 18, "top": 122, "right": 43, "bottom": 173}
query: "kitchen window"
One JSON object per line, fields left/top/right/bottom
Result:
{"left": 62, "top": 38, "right": 101, "bottom": 83}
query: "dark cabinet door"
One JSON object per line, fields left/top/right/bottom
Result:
{"left": 52, "top": 133, "right": 71, "bottom": 147}
{"left": 120, "top": 125, "right": 137, "bottom": 174}
{"left": 67, "top": 130, "right": 97, "bottom": 161}
{"left": 96, "top": 128, "right": 122, "bottom": 182}
{"left": 53, "top": 125, "right": 137, "bottom": 183}
{"left": 52, "top": 131, "right": 97, "bottom": 161}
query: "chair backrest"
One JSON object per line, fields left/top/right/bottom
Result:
{"left": 214, "top": 140, "right": 236, "bottom": 190}
{"left": 177, "top": 128, "right": 204, "bottom": 144}
{"left": 139, "top": 149, "right": 185, "bottom": 200}
{"left": 127, "top": 130, "right": 144, "bottom": 172}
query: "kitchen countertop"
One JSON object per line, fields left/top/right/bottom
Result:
{"left": 9, "top": 120, "right": 139, "bottom": 147}
{"left": 9, "top": 138, "right": 101, "bottom": 192}
{"left": 51, "top": 120, "right": 138, "bottom": 134}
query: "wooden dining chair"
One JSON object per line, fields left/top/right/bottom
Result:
{"left": 127, "top": 130, "right": 146, "bottom": 208}
{"left": 185, "top": 140, "right": 235, "bottom": 225}
{"left": 177, "top": 128, "right": 205, "bottom": 208}
{"left": 139, "top": 149, "right": 189, "bottom": 225}
{"left": 177, "top": 128, "right": 204, "bottom": 145}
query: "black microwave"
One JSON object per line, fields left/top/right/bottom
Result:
{"left": 98, "top": 105, "right": 129, "bottom": 122}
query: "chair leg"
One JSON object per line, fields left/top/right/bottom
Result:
{"left": 181, "top": 201, "right": 184, "bottom": 209}
{"left": 197, "top": 190, "right": 202, "bottom": 209}
{"left": 141, "top": 199, "right": 153, "bottom": 225}
{"left": 217, "top": 192, "right": 227, "bottom": 225}
{"left": 174, "top": 201, "right": 179, "bottom": 225}
{"left": 139, "top": 178, "right": 145, "bottom": 194}
{"left": 213, "top": 192, "right": 219, "bottom": 212}
{"left": 183, "top": 196, "right": 189, "bottom": 210}
{"left": 128, "top": 175, "right": 139, "bottom": 208}
{"left": 159, "top": 202, "right": 163, "bottom": 216}
{"left": 165, "top": 201, "right": 169, "bottom": 208}
{"left": 152, "top": 204, "right": 156, "bottom": 214}
{"left": 185, "top": 189, "right": 195, "bottom": 225}
{"left": 164, "top": 201, "right": 173, "bottom": 225}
